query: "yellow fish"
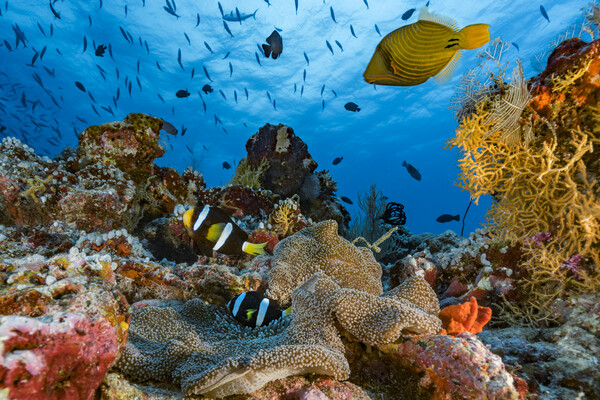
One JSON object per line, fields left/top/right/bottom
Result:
{"left": 363, "top": 7, "right": 490, "bottom": 86}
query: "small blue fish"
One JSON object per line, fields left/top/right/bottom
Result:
{"left": 303, "top": 69, "right": 306, "bottom": 82}
{"left": 294, "top": 0, "right": 298, "bottom": 14}
{"left": 223, "top": 51, "right": 231, "bottom": 59}
{"left": 326, "top": 40, "right": 334, "bottom": 55}
{"left": 350, "top": 25, "right": 357, "bottom": 38}
{"left": 184, "top": 32, "right": 191, "bottom": 45}
{"left": 203, "top": 66, "right": 212, "bottom": 81}
{"left": 255, "top": 51, "right": 261, "bottom": 66}
{"left": 266, "top": 91, "right": 272, "bottom": 102}
{"left": 322, "top": 100, "right": 325, "bottom": 110}
{"left": 512, "top": 42, "right": 520, "bottom": 51}
{"left": 223, "top": 21, "right": 233, "bottom": 37}
{"left": 204, "top": 41, "right": 214, "bottom": 54}
{"left": 156, "top": 61, "right": 163, "bottom": 71}
{"left": 234, "top": 90, "right": 238, "bottom": 103}
{"left": 195, "top": 13, "right": 200, "bottom": 27}
{"left": 363, "top": 0, "right": 369, "bottom": 9}
{"left": 304, "top": 51, "right": 309, "bottom": 66}
{"left": 219, "top": 89, "right": 227, "bottom": 100}
{"left": 320, "top": 84, "right": 325, "bottom": 96}
{"left": 331, "top": 89, "right": 337, "bottom": 97}
{"left": 272, "top": 99, "right": 277, "bottom": 110}
{"left": 177, "top": 48, "right": 184, "bottom": 70}
{"left": 218, "top": 1, "right": 223, "bottom": 17}
{"left": 244, "top": 87, "right": 249, "bottom": 100}
{"left": 374, "top": 24, "right": 381, "bottom": 36}
{"left": 229, "top": 62, "right": 233, "bottom": 77}
{"left": 301, "top": 85, "right": 304, "bottom": 96}
{"left": 540, "top": 5, "right": 549, "bottom": 22}
{"left": 402, "top": 8, "right": 416, "bottom": 20}
{"left": 294, "top": 83, "right": 297, "bottom": 93}
{"left": 330, "top": 6, "right": 336, "bottom": 23}
{"left": 335, "top": 40, "right": 343, "bottom": 51}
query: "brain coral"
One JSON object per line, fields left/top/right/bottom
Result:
{"left": 267, "top": 220, "right": 383, "bottom": 307}
{"left": 115, "top": 278, "right": 350, "bottom": 397}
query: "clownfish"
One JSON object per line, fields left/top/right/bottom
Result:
{"left": 227, "top": 291, "right": 290, "bottom": 327}
{"left": 182, "top": 205, "right": 267, "bottom": 256}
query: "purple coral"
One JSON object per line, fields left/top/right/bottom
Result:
{"left": 560, "top": 254, "right": 583, "bottom": 279}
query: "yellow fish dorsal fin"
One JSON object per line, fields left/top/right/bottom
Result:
{"left": 418, "top": 6, "right": 460, "bottom": 31}
{"left": 434, "top": 50, "right": 462, "bottom": 84}
{"left": 206, "top": 223, "right": 226, "bottom": 242}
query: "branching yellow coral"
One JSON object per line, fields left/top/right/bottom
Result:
{"left": 267, "top": 196, "right": 309, "bottom": 238}
{"left": 22, "top": 175, "right": 53, "bottom": 203}
{"left": 227, "top": 157, "right": 269, "bottom": 189}
{"left": 551, "top": 59, "right": 593, "bottom": 93}
{"left": 352, "top": 227, "right": 398, "bottom": 253}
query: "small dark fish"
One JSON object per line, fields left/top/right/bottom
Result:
{"left": 262, "top": 30, "right": 283, "bottom": 59}
{"left": 234, "top": 90, "right": 237, "bottom": 103}
{"left": 304, "top": 52, "right": 309, "bottom": 66}
{"left": 176, "top": 89, "right": 190, "bottom": 98}
{"left": 363, "top": 0, "right": 369, "bottom": 9}
{"left": 108, "top": 43, "right": 114, "bottom": 59}
{"left": 222, "top": 51, "right": 231, "bottom": 59}
{"left": 203, "top": 65, "right": 212, "bottom": 81}
{"left": 332, "top": 156, "right": 343, "bottom": 165}
{"left": 244, "top": 87, "right": 248, "bottom": 100}
{"left": 320, "top": 84, "right": 325, "bottom": 97}
{"left": 144, "top": 40, "right": 149, "bottom": 54}
{"left": 301, "top": 85, "right": 304, "bottom": 96}
{"left": 303, "top": 69, "right": 306, "bottom": 82}
{"left": 272, "top": 99, "right": 277, "bottom": 110}
{"left": 540, "top": 5, "right": 549, "bottom": 22}
{"left": 255, "top": 51, "right": 261, "bottom": 66}
{"left": 380, "top": 202, "right": 406, "bottom": 225}
{"left": 191, "top": 67, "right": 195, "bottom": 78}
{"left": 37, "top": 22, "right": 47, "bottom": 37}
{"left": 218, "top": 1, "right": 224, "bottom": 17}
{"left": 161, "top": 120, "right": 178, "bottom": 135}
{"left": 91, "top": 104, "right": 101, "bottom": 116}
{"left": 186, "top": 145, "right": 193, "bottom": 153}
{"left": 95, "top": 44, "right": 107, "bottom": 56}
{"left": 116, "top": 87, "right": 121, "bottom": 101}
{"left": 74, "top": 81, "right": 86, "bottom": 92}
{"left": 340, "top": 196, "right": 353, "bottom": 205}
{"left": 223, "top": 21, "right": 233, "bottom": 37}
{"left": 3, "top": 40, "right": 12, "bottom": 51}
{"left": 214, "top": 114, "right": 221, "bottom": 125}
{"left": 50, "top": 23, "right": 54, "bottom": 37}
{"left": 202, "top": 99, "right": 207, "bottom": 114}
{"left": 436, "top": 214, "right": 460, "bottom": 223}
{"left": 202, "top": 84, "right": 213, "bottom": 94}
{"left": 136, "top": 76, "right": 142, "bottom": 91}
{"left": 88, "top": 91, "right": 96, "bottom": 103}
{"left": 163, "top": 5, "right": 180, "bottom": 18}
{"left": 266, "top": 91, "right": 272, "bottom": 102}
{"left": 116, "top": 68, "right": 120, "bottom": 80}
{"left": 49, "top": 0, "right": 61, "bottom": 19}
{"left": 274, "top": 26, "right": 282, "bottom": 32}
{"left": 294, "top": 0, "right": 298, "bottom": 14}
{"left": 223, "top": 161, "right": 231, "bottom": 169}
{"left": 402, "top": 160, "right": 421, "bottom": 181}
{"left": 344, "top": 102, "right": 360, "bottom": 112}
{"left": 127, "top": 81, "right": 132, "bottom": 97}
{"left": 204, "top": 41, "right": 214, "bottom": 54}
{"left": 331, "top": 89, "right": 337, "bottom": 97}
{"left": 195, "top": 13, "right": 200, "bottom": 27}
{"left": 99, "top": 0, "right": 102, "bottom": 9}
{"left": 177, "top": 48, "right": 184, "bottom": 70}
{"left": 156, "top": 61, "right": 163, "bottom": 71}
{"left": 184, "top": 32, "right": 191, "bottom": 45}
{"left": 89, "top": 15, "right": 92, "bottom": 26}
{"left": 330, "top": 6, "right": 336, "bottom": 23}
{"left": 322, "top": 99, "right": 325, "bottom": 110}
{"left": 124, "top": 4, "right": 128, "bottom": 15}
{"left": 219, "top": 89, "right": 227, "bottom": 100}
{"left": 401, "top": 8, "right": 416, "bottom": 20}
{"left": 101, "top": 105, "right": 115, "bottom": 116}
{"left": 83, "top": 35, "right": 88, "bottom": 53}
{"left": 235, "top": 7, "right": 242, "bottom": 24}
{"left": 294, "top": 83, "right": 297, "bottom": 93}
{"left": 326, "top": 40, "right": 334, "bottom": 55}
{"left": 40, "top": 45, "right": 47, "bottom": 60}
{"left": 229, "top": 62, "right": 233, "bottom": 77}
{"left": 27, "top": 52, "right": 39, "bottom": 67}
{"left": 119, "top": 26, "right": 129, "bottom": 42}
{"left": 157, "top": 93, "right": 165, "bottom": 103}
{"left": 20, "top": 91, "right": 26, "bottom": 107}
{"left": 512, "top": 42, "right": 520, "bottom": 51}
{"left": 335, "top": 40, "right": 343, "bottom": 51}
{"left": 181, "top": 125, "right": 187, "bottom": 136}
{"left": 375, "top": 24, "right": 381, "bottom": 36}
{"left": 136, "top": 59, "right": 140, "bottom": 74}
{"left": 265, "top": 0, "right": 271, "bottom": 6}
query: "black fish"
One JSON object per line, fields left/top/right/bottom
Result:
{"left": 330, "top": 6, "right": 336, "bottom": 23}
{"left": 340, "top": 196, "right": 353, "bottom": 205}
{"left": 223, "top": 21, "right": 233, "bottom": 37}
{"left": 119, "top": 26, "right": 129, "bottom": 43}
{"left": 37, "top": 22, "right": 46, "bottom": 37}
{"left": 108, "top": 43, "right": 114, "bottom": 59}
{"left": 195, "top": 13, "right": 200, "bottom": 27}
{"left": 203, "top": 65, "right": 212, "bottom": 81}
{"left": 202, "top": 84, "right": 213, "bottom": 94}
{"left": 255, "top": 51, "right": 261, "bottom": 66}
{"left": 401, "top": 8, "right": 416, "bottom": 20}
{"left": 176, "top": 89, "right": 190, "bottom": 98}
{"left": 344, "top": 102, "right": 360, "bottom": 112}
{"left": 184, "top": 32, "right": 191, "bottom": 45}
{"left": 227, "top": 291, "right": 287, "bottom": 328}
{"left": 223, "top": 161, "right": 231, "bottom": 169}
{"left": 304, "top": 52, "right": 309, "bottom": 66}
{"left": 436, "top": 214, "right": 460, "bottom": 223}
{"left": 177, "top": 48, "right": 183, "bottom": 70}
{"left": 540, "top": 5, "right": 549, "bottom": 22}
{"left": 335, "top": 40, "right": 343, "bottom": 51}
{"left": 326, "top": 40, "right": 334, "bottom": 55}
{"left": 219, "top": 89, "right": 227, "bottom": 100}
{"left": 332, "top": 156, "right": 343, "bottom": 165}
{"left": 156, "top": 61, "right": 163, "bottom": 71}
{"left": 204, "top": 41, "right": 214, "bottom": 54}
{"left": 511, "top": 42, "right": 520, "bottom": 51}
{"left": 350, "top": 25, "right": 357, "bottom": 38}
{"left": 222, "top": 51, "right": 231, "bottom": 59}
{"left": 83, "top": 35, "right": 88, "bottom": 53}
{"left": 157, "top": 93, "right": 165, "bottom": 103}
{"left": 49, "top": 0, "right": 60, "bottom": 19}
{"left": 74, "top": 81, "right": 86, "bottom": 92}
{"left": 161, "top": 120, "right": 178, "bottom": 135}
{"left": 375, "top": 24, "right": 381, "bottom": 36}
{"left": 262, "top": 30, "right": 283, "bottom": 59}
{"left": 402, "top": 160, "right": 421, "bottom": 181}
{"left": 380, "top": 202, "right": 406, "bottom": 225}
{"left": 229, "top": 62, "right": 233, "bottom": 77}
{"left": 95, "top": 44, "right": 107, "bottom": 56}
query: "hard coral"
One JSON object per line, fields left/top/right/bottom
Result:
{"left": 439, "top": 297, "right": 492, "bottom": 335}
{"left": 267, "top": 220, "right": 383, "bottom": 307}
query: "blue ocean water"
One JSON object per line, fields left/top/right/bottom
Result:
{"left": 0, "top": 0, "right": 589, "bottom": 236}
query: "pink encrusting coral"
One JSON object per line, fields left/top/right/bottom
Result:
{"left": 0, "top": 313, "right": 120, "bottom": 400}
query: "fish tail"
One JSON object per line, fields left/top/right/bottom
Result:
{"left": 458, "top": 24, "right": 490, "bottom": 50}
{"left": 252, "top": 9, "right": 258, "bottom": 19}
{"left": 402, "top": 160, "right": 407, "bottom": 167}
{"left": 242, "top": 241, "right": 268, "bottom": 255}
{"left": 453, "top": 214, "right": 460, "bottom": 221}
{"left": 261, "top": 44, "right": 271, "bottom": 58}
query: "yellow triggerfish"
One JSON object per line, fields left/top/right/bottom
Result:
{"left": 363, "top": 7, "right": 490, "bottom": 86}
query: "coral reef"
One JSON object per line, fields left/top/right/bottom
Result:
{"left": 439, "top": 297, "right": 492, "bottom": 335}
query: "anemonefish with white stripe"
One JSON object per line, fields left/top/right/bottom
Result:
{"left": 182, "top": 205, "right": 267, "bottom": 256}
{"left": 227, "top": 291, "right": 291, "bottom": 327}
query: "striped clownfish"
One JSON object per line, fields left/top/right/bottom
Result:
{"left": 363, "top": 7, "right": 490, "bottom": 86}
{"left": 182, "top": 205, "right": 267, "bottom": 256}
{"left": 227, "top": 291, "right": 291, "bottom": 328}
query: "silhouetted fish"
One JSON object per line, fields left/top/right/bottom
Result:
{"left": 375, "top": 24, "right": 381, "bottom": 36}
{"left": 436, "top": 214, "right": 459, "bottom": 223}
{"left": 540, "top": 5, "right": 549, "bottom": 22}
{"left": 326, "top": 40, "right": 334, "bottom": 55}
{"left": 402, "top": 8, "right": 416, "bottom": 20}
{"left": 262, "top": 30, "right": 283, "bottom": 59}
{"left": 344, "top": 102, "right": 360, "bottom": 112}
{"left": 223, "top": 161, "right": 231, "bottom": 169}
{"left": 95, "top": 44, "right": 107, "bottom": 56}
{"left": 176, "top": 89, "right": 190, "bottom": 98}
{"left": 350, "top": 25, "right": 357, "bottom": 38}
{"left": 204, "top": 41, "right": 214, "bottom": 54}
{"left": 332, "top": 156, "right": 343, "bottom": 165}
{"left": 512, "top": 42, "right": 519, "bottom": 51}
{"left": 203, "top": 65, "right": 212, "bottom": 81}
{"left": 202, "top": 84, "right": 213, "bottom": 94}
{"left": 330, "top": 6, "right": 336, "bottom": 23}
{"left": 75, "top": 81, "right": 86, "bottom": 92}
{"left": 223, "top": 21, "right": 233, "bottom": 37}
{"left": 402, "top": 160, "right": 421, "bottom": 181}
{"left": 304, "top": 52, "right": 309, "bottom": 66}
{"left": 340, "top": 196, "right": 353, "bottom": 205}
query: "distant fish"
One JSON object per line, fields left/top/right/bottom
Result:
{"left": 363, "top": 0, "right": 369, "bottom": 9}
{"left": 108, "top": 43, "right": 114, "bottom": 59}
{"left": 294, "top": 83, "right": 297, "bottom": 93}
{"left": 156, "top": 61, "right": 163, "bottom": 71}
{"left": 364, "top": 8, "right": 490, "bottom": 86}
{"left": 203, "top": 65, "right": 212, "bottom": 81}
{"left": 40, "top": 45, "right": 47, "bottom": 60}
{"left": 331, "top": 89, "right": 337, "bottom": 97}
{"left": 350, "top": 25, "right": 357, "bottom": 38}
{"left": 195, "top": 13, "right": 200, "bottom": 27}
{"left": 303, "top": 69, "right": 306, "bottom": 82}
{"left": 202, "top": 84, "right": 213, "bottom": 94}
{"left": 255, "top": 51, "right": 262, "bottom": 66}
{"left": 49, "top": 0, "right": 61, "bottom": 19}
{"left": 262, "top": 30, "right": 283, "bottom": 59}
{"left": 294, "top": 0, "right": 298, "bottom": 14}
{"left": 229, "top": 62, "right": 233, "bottom": 77}
{"left": 234, "top": 90, "right": 238, "bottom": 103}
{"left": 265, "top": 0, "right": 271, "bottom": 6}
{"left": 244, "top": 87, "right": 249, "bottom": 100}
{"left": 95, "top": 44, "right": 107, "bottom": 56}
{"left": 304, "top": 52, "right": 309, "bottom": 66}
{"left": 344, "top": 102, "right": 360, "bottom": 112}
{"left": 37, "top": 22, "right": 46, "bottom": 37}
{"left": 184, "top": 32, "right": 191, "bottom": 45}
{"left": 511, "top": 42, "right": 519, "bottom": 51}
{"left": 177, "top": 48, "right": 184, "bottom": 70}
{"left": 332, "top": 156, "right": 343, "bottom": 165}
{"left": 326, "top": 40, "right": 334, "bottom": 55}
{"left": 340, "top": 196, "right": 353, "bottom": 205}
{"left": 375, "top": 24, "right": 381, "bottom": 36}
{"left": 335, "top": 40, "right": 343, "bottom": 51}
{"left": 204, "top": 41, "right": 214, "bottom": 54}
{"left": 176, "top": 89, "right": 190, "bottom": 98}
{"left": 218, "top": 1, "right": 224, "bottom": 17}
{"left": 320, "top": 84, "right": 325, "bottom": 96}
{"left": 161, "top": 120, "right": 178, "bottom": 135}
{"left": 402, "top": 160, "right": 421, "bottom": 181}
{"left": 223, "top": 9, "right": 257, "bottom": 22}
{"left": 223, "top": 161, "right": 231, "bottom": 169}
{"left": 272, "top": 99, "right": 277, "bottom": 110}
{"left": 330, "top": 6, "right": 336, "bottom": 23}
{"left": 219, "top": 89, "right": 227, "bottom": 100}
{"left": 266, "top": 91, "right": 272, "bottom": 102}
{"left": 436, "top": 214, "right": 460, "bottom": 223}
{"left": 540, "top": 5, "right": 549, "bottom": 22}
{"left": 223, "top": 20, "right": 233, "bottom": 37}
{"left": 402, "top": 8, "right": 416, "bottom": 20}
{"left": 322, "top": 99, "right": 325, "bottom": 110}
{"left": 274, "top": 26, "right": 282, "bottom": 32}
{"left": 74, "top": 81, "right": 86, "bottom": 92}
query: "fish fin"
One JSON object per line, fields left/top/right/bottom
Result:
{"left": 458, "top": 24, "right": 490, "bottom": 50}
{"left": 418, "top": 6, "right": 459, "bottom": 31}
{"left": 246, "top": 308, "right": 257, "bottom": 320}
{"left": 206, "top": 223, "right": 226, "bottom": 242}
{"left": 242, "top": 241, "right": 267, "bottom": 255}
{"left": 454, "top": 215, "right": 460, "bottom": 221}
{"left": 183, "top": 208, "right": 194, "bottom": 228}
{"left": 434, "top": 50, "right": 461, "bottom": 84}
{"left": 262, "top": 44, "right": 271, "bottom": 58}
{"left": 252, "top": 9, "right": 258, "bottom": 19}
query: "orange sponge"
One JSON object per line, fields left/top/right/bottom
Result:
{"left": 438, "top": 297, "right": 492, "bottom": 335}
